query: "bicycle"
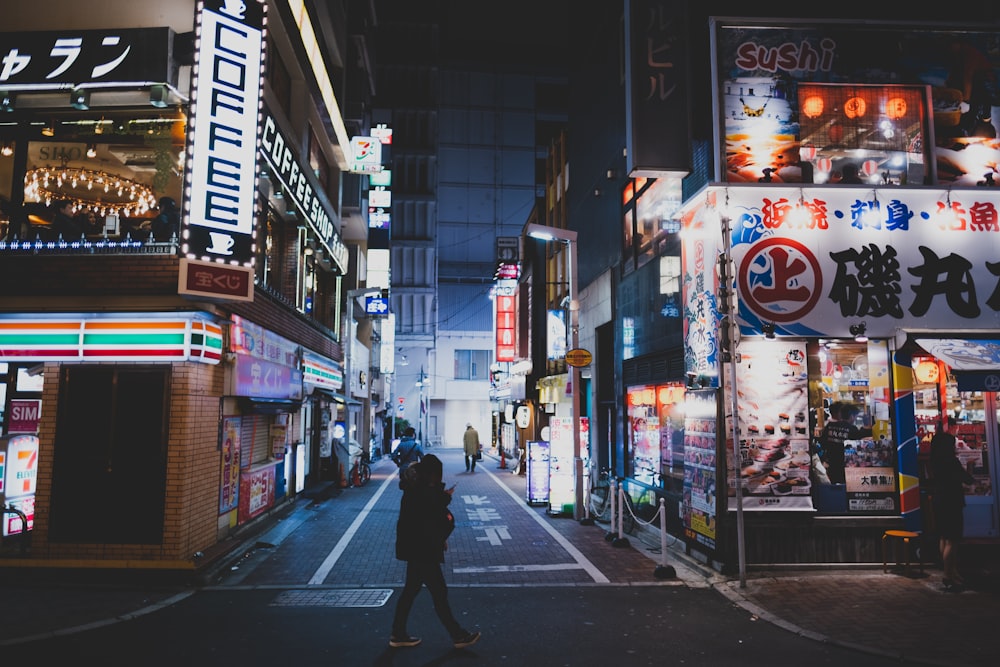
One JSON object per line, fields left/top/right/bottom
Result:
{"left": 349, "top": 450, "right": 372, "bottom": 487}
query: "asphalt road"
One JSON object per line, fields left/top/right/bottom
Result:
{"left": 0, "top": 448, "right": 932, "bottom": 666}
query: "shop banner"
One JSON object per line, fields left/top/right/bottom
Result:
{"left": 716, "top": 186, "right": 1000, "bottom": 339}
{"left": 219, "top": 417, "right": 241, "bottom": 515}
{"left": 683, "top": 390, "right": 719, "bottom": 550}
{"left": 0, "top": 28, "right": 172, "bottom": 87}
{"left": 712, "top": 22, "right": 1000, "bottom": 187}
{"left": 624, "top": 0, "right": 691, "bottom": 177}
{"left": 727, "top": 340, "right": 814, "bottom": 511}
{"left": 183, "top": 0, "right": 265, "bottom": 270}
{"left": 547, "top": 418, "right": 575, "bottom": 515}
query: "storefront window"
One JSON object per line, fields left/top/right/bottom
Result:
{"left": 807, "top": 339, "right": 896, "bottom": 515}
{"left": 0, "top": 140, "right": 15, "bottom": 239}
{"left": 19, "top": 110, "right": 185, "bottom": 242}
{"left": 627, "top": 382, "right": 686, "bottom": 489}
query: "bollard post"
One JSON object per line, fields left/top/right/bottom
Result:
{"left": 612, "top": 481, "right": 630, "bottom": 548}
{"left": 654, "top": 498, "right": 676, "bottom": 578}
{"left": 604, "top": 478, "right": 617, "bottom": 542}
{"left": 580, "top": 472, "right": 594, "bottom": 525}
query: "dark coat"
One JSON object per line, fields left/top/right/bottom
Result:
{"left": 930, "top": 449, "right": 975, "bottom": 539}
{"left": 50, "top": 211, "right": 83, "bottom": 241}
{"left": 395, "top": 478, "right": 454, "bottom": 563}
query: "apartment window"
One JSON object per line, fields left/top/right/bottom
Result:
{"left": 455, "top": 349, "right": 491, "bottom": 380}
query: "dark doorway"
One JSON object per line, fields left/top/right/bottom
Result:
{"left": 50, "top": 366, "right": 169, "bottom": 543}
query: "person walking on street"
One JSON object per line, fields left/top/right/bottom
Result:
{"left": 392, "top": 426, "right": 423, "bottom": 483}
{"left": 463, "top": 422, "right": 480, "bottom": 472}
{"left": 390, "top": 454, "right": 481, "bottom": 650}
{"left": 928, "top": 430, "right": 975, "bottom": 590}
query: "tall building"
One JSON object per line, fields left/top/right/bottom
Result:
{"left": 0, "top": 0, "right": 379, "bottom": 572}
{"left": 373, "top": 1, "right": 569, "bottom": 448}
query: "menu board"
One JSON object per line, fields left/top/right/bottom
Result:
{"left": 526, "top": 440, "right": 550, "bottom": 506}
{"left": 683, "top": 390, "right": 719, "bottom": 550}
{"left": 728, "top": 340, "right": 814, "bottom": 511}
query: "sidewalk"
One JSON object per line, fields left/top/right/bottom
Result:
{"left": 0, "top": 447, "right": 997, "bottom": 667}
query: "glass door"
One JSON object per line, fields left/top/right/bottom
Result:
{"left": 949, "top": 389, "right": 999, "bottom": 538}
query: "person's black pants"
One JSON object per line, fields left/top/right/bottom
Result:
{"left": 392, "top": 559, "right": 463, "bottom": 639}
{"left": 465, "top": 454, "right": 476, "bottom": 471}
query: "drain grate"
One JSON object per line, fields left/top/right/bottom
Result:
{"left": 270, "top": 589, "right": 393, "bottom": 608}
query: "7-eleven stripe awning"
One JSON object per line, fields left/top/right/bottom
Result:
{"left": 0, "top": 314, "right": 223, "bottom": 364}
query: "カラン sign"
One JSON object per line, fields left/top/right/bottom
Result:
{"left": 182, "top": 0, "right": 265, "bottom": 269}
{"left": 0, "top": 28, "right": 172, "bottom": 87}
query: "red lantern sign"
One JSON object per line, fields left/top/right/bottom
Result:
{"left": 802, "top": 95, "right": 825, "bottom": 119}
{"left": 844, "top": 96, "right": 866, "bottom": 119}
{"left": 886, "top": 97, "right": 907, "bottom": 119}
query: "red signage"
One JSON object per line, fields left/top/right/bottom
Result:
{"left": 179, "top": 258, "right": 254, "bottom": 302}
{"left": 495, "top": 292, "right": 517, "bottom": 362}
{"left": 8, "top": 399, "right": 42, "bottom": 434}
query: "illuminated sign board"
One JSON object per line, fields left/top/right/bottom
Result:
{"left": 350, "top": 136, "right": 383, "bottom": 173}
{"left": 369, "top": 170, "right": 392, "bottom": 187}
{"left": 179, "top": 257, "right": 254, "bottom": 301}
{"left": 260, "top": 109, "right": 348, "bottom": 273}
{"left": 369, "top": 188, "right": 391, "bottom": 208}
{"left": 369, "top": 208, "right": 391, "bottom": 229}
{"left": 365, "top": 296, "right": 390, "bottom": 316}
{"left": 302, "top": 349, "right": 343, "bottom": 391}
{"left": 183, "top": 0, "right": 265, "bottom": 268}
{"left": 372, "top": 124, "right": 393, "bottom": 144}
{"left": 0, "top": 28, "right": 173, "bottom": 88}
{"left": 0, "top": 314, "right": 222, "bottom": 364}
{"left": 495, "top": 292, "right": 517, "bottom": 362}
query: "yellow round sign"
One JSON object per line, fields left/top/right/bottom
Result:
{"left": 565, "top": 348, "right": 593, "bottom": 367}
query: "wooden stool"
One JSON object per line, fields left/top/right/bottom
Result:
{"left": 882, "top": 530, "right": 922, "bottom": 575}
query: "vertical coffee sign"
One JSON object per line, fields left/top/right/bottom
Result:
{"left": 181, "top": 0, "right": 265, "bottom": 286}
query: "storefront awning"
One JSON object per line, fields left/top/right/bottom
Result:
{"left": 913, "top": 338, "right": 1000, "bottom": 371}
{"left": 913, "top": 337, "right": 1000, "bottom": 391}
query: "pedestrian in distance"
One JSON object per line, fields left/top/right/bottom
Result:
{"left": 928, "top": 430, "right": 975, "bottom": 591}
{"left": 390, "top": 454, "right": 481, "bottom": 650}
{"left": 392, "top": 426, "right": 424, "bottom": 485}
{"left": 463, "top": 422, "right": 480, "bottom": 472}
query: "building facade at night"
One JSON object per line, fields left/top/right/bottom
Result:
{"left": 0, "top": 0, "right": 382, "bottom": 572}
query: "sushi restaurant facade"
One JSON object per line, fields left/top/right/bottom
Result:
{"left": 679, "top": 184, "right": 1000, "bottom": 567}
{"left": 664, "top": 17, "right": 1000, "bottom": 570}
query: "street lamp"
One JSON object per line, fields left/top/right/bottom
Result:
{"left": 526, "top": 223, "right": 583, "bottom": 521}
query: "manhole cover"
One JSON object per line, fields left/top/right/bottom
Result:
{"left": 270, "top": 589, "right": 393, "bottom": 608}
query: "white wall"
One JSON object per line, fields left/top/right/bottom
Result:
{"left": 431, "top": 330, "right": 492, "bottom": 448}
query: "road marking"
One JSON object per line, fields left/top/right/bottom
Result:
{"left": 454, "top": 563, "right": 586, "bottom": 574}
{"left": 307, "top": 473, "right": 396, "bottom": 585}
{"left": 482, "top": 467, "right": 610, "bottom": 584}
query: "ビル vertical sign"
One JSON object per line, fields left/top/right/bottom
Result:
{"left": 182, "top": 0, "right": 265, "bottom": 277}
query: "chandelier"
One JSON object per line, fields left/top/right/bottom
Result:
{"left": 24, "top": 165, "right": 157, "bottom": 217}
